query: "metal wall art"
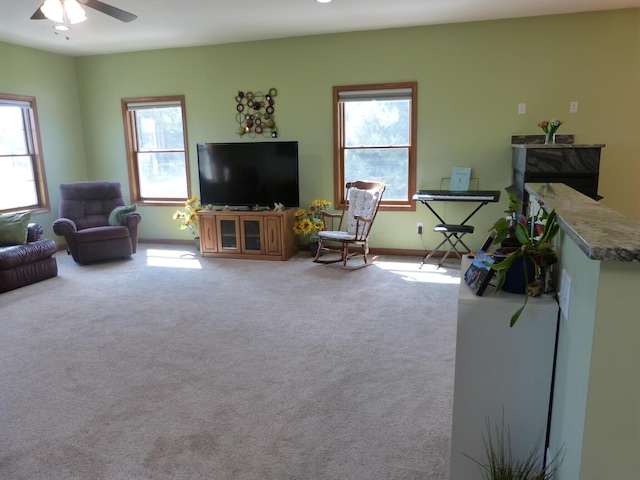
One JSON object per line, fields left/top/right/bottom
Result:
{"left": 235, "top": 88, "right": 278, "bottom": 138}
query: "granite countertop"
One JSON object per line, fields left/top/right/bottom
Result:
{"left": 512, "top": 143, "right": 606, "bottom": 149}
{"left": 510, "top": 134, "right": 605, "bottom": 149}
{"left": 525, "top": 183, "right": 640, "bottom": 262}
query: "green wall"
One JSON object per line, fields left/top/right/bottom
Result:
{"left": 2, "top": 9, "right": 640, "bottom": 247}
{"left": 0, "top": 42, "right": 87, "bottom": 234}
{"left": 551, "top": 228, "right": 640, "bottom": 480}
{"left": 69, "top": 8, "right": 640, "bottom": 246}
{"left": 549, "top": 238, "right": 599, "bottom": 479}
{"left": 582, "top": 259, "right": 640, "bottom": 478}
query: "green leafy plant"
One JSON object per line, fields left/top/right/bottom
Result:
{"left": 466, "top": 417, "right": 564, "bottom": 480}
{"left": 486, "top": 208, "right": 560, "bottom": 327}
{"left": 490, "top": 194, "right": 523, "bottom": 246}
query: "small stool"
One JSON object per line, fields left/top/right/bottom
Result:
{"left": 420, "top": 223, "right": 475, "bottom": 268}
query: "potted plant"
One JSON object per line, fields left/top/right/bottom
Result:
{"left": 293, "top": 199, "right": 332, "bottom": 255}
{"left": 490, "top": 193, "right": 524, "bottom": 248}
{"left": 172, "top": 197, "right": 204, "bottom": 247}
{"left": 486, "top": 207, "right": 560, "bottom": 327}
{"left": 466, "top": 417, "right": 564, "bottom": 480}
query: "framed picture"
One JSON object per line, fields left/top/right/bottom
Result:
{"left": 464, "top": 250, "right": 495, "bottom": 296}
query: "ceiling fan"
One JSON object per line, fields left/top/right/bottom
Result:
{"left": 31, "top": 0, "right": 137, "bottom": 24}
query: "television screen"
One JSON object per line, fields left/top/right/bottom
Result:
{"left": 197, "top": 141, "right": 299, "bottom": 209}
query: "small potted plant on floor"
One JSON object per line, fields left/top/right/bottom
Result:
{"left": 486, "top": 207, "right": 560, "bottom": 327}
{"left": 293, "top": 199, "right": 332, "bottom": 255}
{"left": 173, "top": 197, "right": 204, "bottom": 249}
{"left": 466, "top": 417, "right": 564, "bottom": 480}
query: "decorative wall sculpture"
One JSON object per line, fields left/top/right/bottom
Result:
{"left": 235, "top": 88, "right": 278, "bottom": 138}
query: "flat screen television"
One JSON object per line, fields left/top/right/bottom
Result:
{"left": 197, "top": 141, "right": 299, "bottom": 209}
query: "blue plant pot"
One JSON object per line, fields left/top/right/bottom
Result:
{"left": 495, "top": 249, "right": 536, "bottom": 294}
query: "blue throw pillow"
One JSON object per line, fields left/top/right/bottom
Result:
{"left": 108, "top": 205, "right": 136, "bottom": 226}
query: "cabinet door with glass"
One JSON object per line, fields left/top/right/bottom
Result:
{"left": 216, "top": 217, "right": 241, "bottom": 253}
{"left": 240, "top": 216, "right": 265, "bottom": 255}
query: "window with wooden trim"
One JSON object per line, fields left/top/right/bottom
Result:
{"left": 0, "top": 94, "right": 49, "bottom": 213}
{"left": 333, "top": 82, "right": 417, "bottom": 211}
{"left": 122, "top": 96, "right": 190, "bottom": 205}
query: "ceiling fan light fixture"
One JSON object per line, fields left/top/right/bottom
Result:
{"left": 54, "top": 23, "right": 70, "bottom": 31}
{"left": 41, "top": 0, "right": 64, "bottom": 23}
{"left": 64, "top": 0, "right": 87, "bottom": 24}
{"left": 41, "top": 0, "right": 87, "bottom": 25}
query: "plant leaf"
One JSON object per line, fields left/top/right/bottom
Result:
{"left": 510, "top": 305, "right": 525, "bottom": 327}
{"left": 510, "top": 289, "right": 529, "bottom": 327}
{"left": 515, "top": 223, "right": 533, "bottom": 246}
{"left": 494, "top": 269, "right": 506, "bottom": 293}
{"left": 534, "top": 209, "right": 558, "bottom": 246}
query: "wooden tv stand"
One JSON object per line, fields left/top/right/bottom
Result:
{"left": 196, "top": 208, "right": 298, "bottom": 261}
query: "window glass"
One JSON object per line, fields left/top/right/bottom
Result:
{"left": 137, "top": 152, "right": 188, "bottom": 198}
{"left": 343, "top": 99, "right": 410, "bottom": 200}
{"left": 0, "top": 96, "right": 48, "bottom": 213}
{"left": 344, "top": 100, "right": 410, "bottom": 147}
{"left": 344, "top": 148, "right": 408, "bottom": 201}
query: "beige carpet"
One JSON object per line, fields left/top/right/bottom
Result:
{"left": 0, "top": 245, "right": 461, "bottom": 480}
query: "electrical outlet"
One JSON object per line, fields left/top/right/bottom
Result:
{"left": 417, "top": 222, "right": 423, "bottom": 235}
{"left": 569, "top": 101, "right": 579, "bottom": 113}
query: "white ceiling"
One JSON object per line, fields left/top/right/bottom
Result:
{"left": 1, "top": 0, "right": 639, "bottom": 57}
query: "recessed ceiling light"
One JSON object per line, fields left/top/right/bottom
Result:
{"left": 317, "top": 0, "right": 332, "bottom": 3}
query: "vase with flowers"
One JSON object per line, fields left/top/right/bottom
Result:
{"left": 537, "top": 119, "right": 564, "bottom": 144}
{"left": 173, "top": 197, "right": 204, "bottom": 248}
{"left": 293, "top": 199, "right": 332, "bottom": 255}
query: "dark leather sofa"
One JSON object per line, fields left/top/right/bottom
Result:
{"left": 0, "top": 223, "right": 58, "bottom": 293}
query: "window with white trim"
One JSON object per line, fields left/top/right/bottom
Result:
{"left": 122, "top": 96, "right": 190, "bottom": 205}
{"left": 0, "top": 94, "right": 49, "bottom": 213}
{"left": 333, "top": 82, "right": 417, "bottom": 211}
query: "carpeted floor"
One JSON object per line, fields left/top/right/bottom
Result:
{"left": 0, "top": 245, "right": 461, "bottom": 480}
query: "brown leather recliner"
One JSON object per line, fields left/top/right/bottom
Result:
{"left": 0, "top": 223, "right": 58, "bottom": 293}
{"left": 52, "top": 181, "right": 142, "bottom": 264}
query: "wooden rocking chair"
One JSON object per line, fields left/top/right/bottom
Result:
{"left": 313, "top": 181, "right": 385, "bottom": 270}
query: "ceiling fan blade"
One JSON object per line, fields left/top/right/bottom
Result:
{"left": 81, "top": 0, "right": 137, "bottom": 22}
{"left": 31, "top": 5, "right": 47, "bottom": 20}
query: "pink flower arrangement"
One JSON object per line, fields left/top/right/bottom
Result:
{"left": 537, "top": 119, "right": 563, "bottom": 135}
